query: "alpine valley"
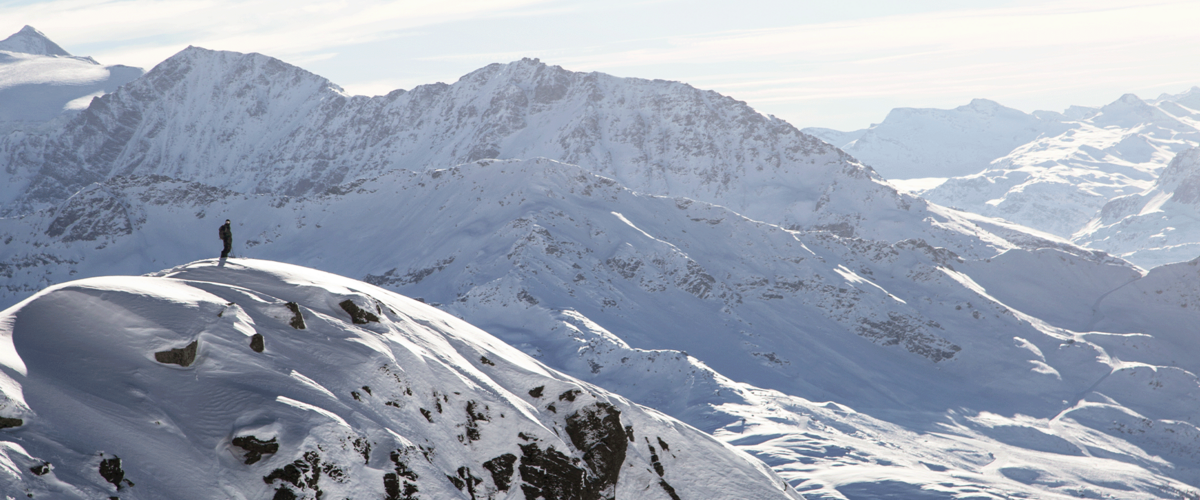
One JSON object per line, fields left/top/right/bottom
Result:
{"left": 2, "top": 28, "right": 1199, "bottom": 499}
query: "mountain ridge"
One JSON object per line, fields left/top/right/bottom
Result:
{"left": 0, "top": 25, "right": 70, "bottom": 57}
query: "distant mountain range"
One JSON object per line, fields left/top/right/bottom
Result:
{"left": 805, "top": 89, "right": 1200, "bottom": 268}
{"left": 0, "top": 25, "right": 142, "bottom": 133}
{"left": 2, "top": 27, "right": 1199, "bottom": 499}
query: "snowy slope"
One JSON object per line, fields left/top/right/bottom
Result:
{"left": 1, "top": 159, "right": 1195, "bottom": 498}
{"left": 0, "top": 26, "right": 142, "bottom": 133}
{"left": 922, "top": 92, "right": 1200, "bottom": 238}
{"left": 1074, "top": 147, "right": 1200, "bottom": 267}
{"left": 0, "top": 258, "right": 798, "bottom": 499}
{"left": 807, "top": 90, "right": 1200, "bottom": 240}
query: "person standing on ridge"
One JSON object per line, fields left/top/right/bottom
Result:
{"left": 219, "top": 219, "right": 233, "bottom": 259}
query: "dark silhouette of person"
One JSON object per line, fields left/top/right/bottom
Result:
{"left": 219, "top": 219, "right": 232, "bottom": 259}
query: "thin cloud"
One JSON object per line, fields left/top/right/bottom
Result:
{"left": 0, "top": 0, "right": 558, "bottom": 68}
{"left": 2, "top": 0, "right": 1196, "bottom": 130}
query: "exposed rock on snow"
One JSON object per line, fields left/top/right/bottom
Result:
{"left": 0, "top": 259, "right": 798, "bottom": 499}
{"left": 153, "top": 340, "right": 198, "bottom": 367}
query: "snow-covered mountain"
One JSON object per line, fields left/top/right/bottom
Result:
{"left": 0, "top": 46, "right": 918, "bottom": 253}
{"left": 806, "top": 89, "right": 1200, "bottom": 242}
{"left": 3, "top": 45, "right": 1200, "bottom": 498}
{"left": 1074, "top": 147, "right": 1200, "bottom": 268}
{"left": 0, "top": 258, "right": 798, "bottom": 499}
{"left": 0, "top": 26, "right": 142, "bottom": 133}
{"left": 804, "top": 99, "right": 1072, "bottom": 180}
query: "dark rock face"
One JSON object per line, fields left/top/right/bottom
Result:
{"left": 232, "top": 435, "right": 279, "bottom": 465}
{"left": 29, "top": 462, "right": 50, "bottom": 476}
{"left": 518, "top": 442, "right": 587, "bottom": 500}
{"left": 154, "top": 340, "right": 198, "bottom": 366}
{"left": 646, "top": 438, "right": 665, "bottom": 477}
{"left": 464, "top": 401, "right": 489, "bottom": 442}
{"left": 99, "top": 456, "right": 132, "bottom": 490}
{"left": 658, "top": 478, "right": 682, "bottom": 500}
{"left": 483, "top": 453, "right": 517, "bottom": 491}
{"left": 263, "top": 451, "right": 341, "bottom": 499}
{"left": 339, "top": 299, "right": 379, "bottom": 324}
{"left": 517, "top": 402, "right": 628, "bottom": 500}
{"left": 249, "top": 333, "right": 265, "bottom": 353}
{"left": 565, "top": 403, "right": 627, "bottom": 499}
{"left": 644, "top": 437, "right": 680, "bottom": 499}
{"left": 384, "top": 450, "right": 419, "bottom": 500}
{"left": 447, "top": 466, "right": 482, "bottom": 499}
{"left": 528, "top": 386, "right": 544, "bottom": 398}
{"left": 0, "top": 417, "right": 22, "bottom": 429}
{"left": 285, "top": 302, "right": 305, "bottom": 329}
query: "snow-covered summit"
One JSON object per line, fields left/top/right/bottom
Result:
{"left": 0, "top": 258, "right": 798, "bottom": 499}
{"left": 0, "top": 26, "right": 142, "bottom": 134}
{"left": 0, "top": 26, "right": 70, "bottom": 57}
{"left": 803, "top": 98, "right": 1069, "bottom": 180}
{"left": 1153, "top": 85, "right": 1200, "bottom": 110}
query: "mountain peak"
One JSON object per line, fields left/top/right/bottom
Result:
{"left": 0, "top": 25, "right": 70, "bottom": 56}
{"left": 1092, "top": 91, "right": 1178, "bottom": 128}
{"left": 966, "top": 98, "right": 1001, "bottom": 110}
{"left": 1116, "top": 93, "right": 1144, "bottom": 104}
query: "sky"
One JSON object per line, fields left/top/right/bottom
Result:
{"left": 2, "top": 0, "right": 1199, "bottom": 131}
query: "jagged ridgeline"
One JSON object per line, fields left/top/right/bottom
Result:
{"left": 0, "top": 259, "right": 798, "bottom": 499}
{"left": 0, "top": 45, "right": 905, "bottom": 245}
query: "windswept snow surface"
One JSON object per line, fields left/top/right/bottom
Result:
{"left": 0, "top": 258, "right": 797, "bottom": 499}
{"left": 0, "top": 26, "right": 142, "bottom": 133}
